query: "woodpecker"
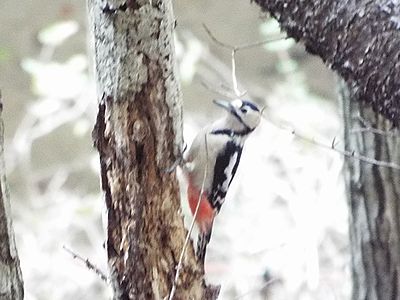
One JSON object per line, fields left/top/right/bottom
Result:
{"left": 183, "top": 98, "right": 261, "bottom": 263}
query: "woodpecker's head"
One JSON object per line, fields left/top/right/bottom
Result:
{"left": 213, "top": 99, "right": 261, "bottom": 133}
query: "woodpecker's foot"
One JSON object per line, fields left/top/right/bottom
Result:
{"left": 163, "top": 157, "right": 183, "bottom": 173}
{"left": 163, "top": 142, "right": 187, "bottom": 173}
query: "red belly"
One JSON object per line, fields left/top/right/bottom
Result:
{"left": 187, "top": 181, "right": 214, "bottom": 233}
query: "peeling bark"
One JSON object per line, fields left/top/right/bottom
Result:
{"left": 0, "top": 92, "right": 24, "bottom": 300}
{"left": 88, "top": 1, "right": 217, "bottom": 299}
{"left": 253, "top": 0, "right": 400, "bottom": 126}
{"left": 342, "top": 80, "right": 400, "bottom": 300}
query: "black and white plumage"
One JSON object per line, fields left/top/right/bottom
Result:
{"left": 209, "top": 139, "right": 242, "bottom": 212}
{"left": 183, "top": 98, "right": 262, "bottom": 263}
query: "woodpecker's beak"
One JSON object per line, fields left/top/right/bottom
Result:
{"left": 213, "top": 99, "right": 233, "bottom": 112}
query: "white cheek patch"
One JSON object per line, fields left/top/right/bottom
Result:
{"left": 231, "top": 99, "right": 243, "bottom": 108}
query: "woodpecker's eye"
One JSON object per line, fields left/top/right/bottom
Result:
{"left": 240, "top": 107, "right": 248, "bottom": 113}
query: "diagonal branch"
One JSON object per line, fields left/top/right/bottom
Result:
{"left": 268, "top": 118, "right": 400, "bottom": 170}
{"left": 63, "top": 245, "right": 108, "bottom": 283}
{"left": 252, "top": 0, "right": 400, "bottom": 126}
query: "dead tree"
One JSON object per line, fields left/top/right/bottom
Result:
{"left": 0, "top": 92, "right": 24, "bottom": 300}
{"left": 88, "top": 1, "right": 218, "bottom": 299}
{"left": 252, "top": 1, "right": 400, "bottom": 299}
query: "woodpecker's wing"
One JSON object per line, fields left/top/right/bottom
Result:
{"left": 183, "top": 127, "right": 214, "bottom": 194}
{"left": 209, "top": 140, "right": 243, "bottom": 212}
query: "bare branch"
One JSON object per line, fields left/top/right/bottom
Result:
{"left": 63, "top": 245, "right": 108, "bottom": 283}
{"left": 350, "top": 127, "right": 400, "bottom": 138}
{"left": 202, "top": 24, "right": 286, "bottom": 51}
{"left": 262, "top": 109, "right": 400, "bottom": 169}
{"left": 202, "top": 26, "right": 246, "bottom": 97}
{"left": 351, "top": 115, "right": 400, "bottom": 138}
{"left": 270, "top": 121, "right": 400, "bottom": 170}
{"left": 235, "top": 37, "right": 288, "bottom": 51}
{"left": 296, "top": 129, "right": 400, "bottom": 169}
{"left": 203, "top": 24, "right": 235, "bottom": 50}
{"left": 203, "top": 24, "right": 286, "bottom": 99}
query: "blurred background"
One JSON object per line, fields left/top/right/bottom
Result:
{"left": 0, "top": 0, "right": 349, "bottom": 299}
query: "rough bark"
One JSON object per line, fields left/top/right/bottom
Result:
{"left": 341, "top": 80, "right": 400, "bottom": 300}
{"left": 0, "top": 92, "right": 24, "bottom": 300}
{"left": 252, "top": 1, "right": 400, "bottom": 299}
{"left": 253, "top": 0, "right": 400, "bottom": 126}
{"left": 88, "top": 1, "right": 216, "bottom": 299}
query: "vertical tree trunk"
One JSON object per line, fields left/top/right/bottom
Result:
{"left": 88, "top": 1, "right": 213, "bottom": 299}
{"left": 342, "top": 81, "right": 400, "bottom": 300}
{"left": 250, "top": 1, "right": 400, "bottom": 298}
{"left": 0, "top": 92, "right": 24, "bottom": 300}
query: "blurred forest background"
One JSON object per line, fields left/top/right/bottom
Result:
{"left": 0, "top": 0, "right": 349, "bottom": 299}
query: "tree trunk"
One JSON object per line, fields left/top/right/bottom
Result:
{"left": 341, "top": 81, "right": 400, "bottom": 300}
{"left": 252, "top": 1, "right": 400, "bottom": 299}
{"left": 88, "top": 1, "right": 215, "bottom": 299}
{"left": 253, "top": 0, "right": 400, "bottom": 126}
{"left": 0, "top": 92, "right": 24, "bottom": 300}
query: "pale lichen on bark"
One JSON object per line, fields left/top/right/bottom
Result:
{"left": 90, "top": 0, "right": 183, "bottom": 158}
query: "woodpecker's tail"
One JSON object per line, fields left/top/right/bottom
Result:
{"left": 197, "top": 227, "right": 213, "bottom": 264}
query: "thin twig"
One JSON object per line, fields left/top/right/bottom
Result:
{"left": 330, "top": 137, "right": 400, "bottom": 169}
{"left": 354, "top": 115, "right": 399, "bottom": 137}
{"left": 63, "top": 245, "right": 108, "bottom": 283}
{"left": 351, "top": 127, "right": 400, "bottom": 138}
{"left": 168, "top": 134, "right": 209, "bottom": 300}
{"left": 300, "top": 130, "right": 400, "bottom": 170}
{"left": 231, "top": 50, "right": 245, "bottom": 97}
{"left": 203, "top": 24, "right": 286, "bottom": 51}
{"left": 266, "top": 116, "right": 400, "bottom": 170}
{"left": 293, "top": 130, "right": 400, "bottom": 169}
{"left": 203, "top": 24, "right": 234, "bottom": 50}
{"left": 204, "top": 24, "right": 285, "bottom": 98}
{"left": 235, "top": 37, "right": 288, "bottom": 51}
